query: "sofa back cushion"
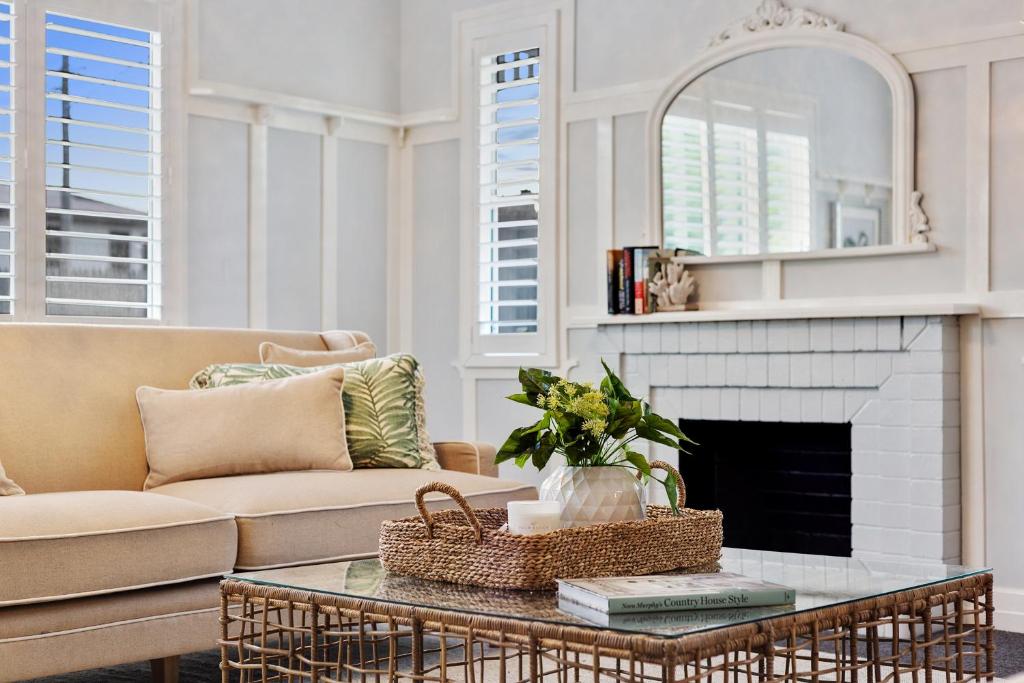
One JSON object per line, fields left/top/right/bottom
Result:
{"left": 0, "top": 324, "right": 371, "bottom": 493}
{"left": 0, "top": 459, "right": 24, "bottom": 496}
{"left": 138, "top": 367, "right": 351, "bottom": 488}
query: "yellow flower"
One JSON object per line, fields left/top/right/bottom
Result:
{"left": 583, "top": 418, "right": 607, "bottom": 437}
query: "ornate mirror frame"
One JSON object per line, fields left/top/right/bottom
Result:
{"left": 648, "top": 0, "right": 930, "bottom": 259}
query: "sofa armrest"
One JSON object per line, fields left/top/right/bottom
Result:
{"left": 433, "top": 441, "right": 498, "bottom": 478}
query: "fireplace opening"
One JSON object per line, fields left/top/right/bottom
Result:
{"left": 676, "top": 419, "right": 852, "bottom": 557}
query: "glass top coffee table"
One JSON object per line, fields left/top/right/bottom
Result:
{"left": 220, "top": 548, "right": 993, "bottom": 682}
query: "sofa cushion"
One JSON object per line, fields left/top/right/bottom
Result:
{"left": 138, "top": 366, "right": 351, "bottom": 489}
{"left": 191, "top": 354, "right": 439, "bottom": 470}
{"left": 259, "top": 340, "right": 376, "bottom": 366}
{"left": 151, "top": 470, "right": 537, "bottom": 570}
{"left": 0, "top": 491, "right": 237, "bottom": 606}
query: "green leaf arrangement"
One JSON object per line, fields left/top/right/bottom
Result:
{"left": 495, "top": 360, "right": 695, "bottom": 514}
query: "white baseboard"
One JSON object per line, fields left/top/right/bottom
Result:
{"left": 996, "top": 586, "right": 1024, "bottom": 633}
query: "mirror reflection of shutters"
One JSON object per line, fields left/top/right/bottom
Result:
{"left": 477, "top": 47, "right": 540, "bottom": 336}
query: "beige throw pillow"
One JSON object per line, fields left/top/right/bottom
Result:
{"left": 0, "top": 460, "right": 24, "bottom": 496}
{"left": 260, "top": 341, "right": 376, "bottom": 367}
{"left": 137, "top": 367, "right": 351, "bottom": 489}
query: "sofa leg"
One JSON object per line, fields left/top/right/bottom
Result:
{"left": 150, "top": 655, "right": 180, "bottom": 683}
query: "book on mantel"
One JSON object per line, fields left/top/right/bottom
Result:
{"left": 557, "top": 573, "right": 796, "bottom": 615}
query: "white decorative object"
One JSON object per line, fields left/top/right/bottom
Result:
{"left": 539, "top": 466, "right": 646, "bottom": 527}
{"left": 650, "top": 260, "right": 697, "bottom": 311}
{"left": 506, "top": 500, "right": 562, "bottom": 535}
{"left": 709, "top": 0, "right": 843, "bottom": 46}
{"left": 909, "top": 191, "right": 931, "bottom": 244}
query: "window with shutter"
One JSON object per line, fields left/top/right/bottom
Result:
{"left": 0, "top": 3, "right": 13, "bottom": 315}
{"left": 477, "top": 47, "right": 540, "bottom": 336}
{"left": 43, "top": 12, "right": 161, "bottom": 319}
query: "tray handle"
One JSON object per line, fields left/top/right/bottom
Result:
{"left": 414, "top": 482, "right": 484, "bottom": 543}
{"left": 639, "top": 460, "right": 687, "bottom": 509}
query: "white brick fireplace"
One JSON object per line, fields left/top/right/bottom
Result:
{"left": 599, "top": 316, "right": 961, "bottom": 566}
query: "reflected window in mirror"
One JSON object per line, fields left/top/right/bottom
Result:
{"left": 661, "top": 47, "right": 892, "bottom": 257}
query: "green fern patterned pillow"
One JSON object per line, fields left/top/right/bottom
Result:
{"left": 190, "top": 354, "right": 439, "bottom": 470}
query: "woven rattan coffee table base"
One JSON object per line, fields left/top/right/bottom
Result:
{"left": 219, "top": 573, "right": 993, "bottom": 683}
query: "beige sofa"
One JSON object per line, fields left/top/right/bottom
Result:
{"left": 0, "top": 324, "right": 536, "bottom": 682}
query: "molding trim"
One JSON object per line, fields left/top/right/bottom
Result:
{"left": 709, "top": 0, "right": 843, "bottom": 46}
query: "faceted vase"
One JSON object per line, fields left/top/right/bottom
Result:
{"left": 539, "top": 465, "right": 646, "bottom": 527}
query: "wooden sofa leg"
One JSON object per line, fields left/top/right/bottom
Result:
{"left": 150, "top": 655, "right": 180, "bottom": 683}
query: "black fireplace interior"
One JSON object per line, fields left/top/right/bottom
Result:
{"left": 676, "top": 419, "right": 852, "bottom": 557}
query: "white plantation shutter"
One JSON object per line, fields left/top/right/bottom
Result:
{"left": 43, "top": 12, "right": 161, "bottom": 319}
{"left": 0, "top": 3, "right": 13, "bottom": 315}
{"left": 662, "top": 96, "right": 811, "bottom": 257}
{"left": 711, "top": 122, "right": 760, "bottom": 255}
{"left": 661, "top": 115, "right": 709, "bottom": 254}
{"left": 477, "top": 47, "right": 540, "bottom": 336}
{"left": 764, "top": 130, "right": 811, "bottom": 252}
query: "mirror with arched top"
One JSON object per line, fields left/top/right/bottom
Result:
{"left": 650, "top": 0, "right": 928, "bottom": 260}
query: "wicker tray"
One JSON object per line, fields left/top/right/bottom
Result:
{"left": 379, "top": 461, "right": 723, "bottom": 590}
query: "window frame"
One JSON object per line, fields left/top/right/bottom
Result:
{"left": 0, "top": 0, "right": 182, "bottom": 325}
{"left": 459, "top": 11, "right": 559, "bottom": 367}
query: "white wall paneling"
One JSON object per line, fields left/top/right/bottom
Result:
{"left": 246, "top": 110, "right": 269, "bottom": 329}
{"left": 320, "top": 135, "right": 339, "bottom": 331}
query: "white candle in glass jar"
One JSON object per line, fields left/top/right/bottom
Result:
{"left": 506, "top": 500, "right": 562, "bottom": 535}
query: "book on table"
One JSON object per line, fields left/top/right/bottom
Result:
{"left": 557, "top": 573, "right": 796, "bottom": 614}
{"left": 557, "top": 597, "right": 796, "bottom": 629}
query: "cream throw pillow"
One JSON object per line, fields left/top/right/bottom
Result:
{"left": 0, "top": 460, "right": 24, "bottom": 496}
{"left": 137, "top": 367, "right": 351, "bottom": 489}
{"left": 260, "top": 341, "right": 376, "bottom": 367}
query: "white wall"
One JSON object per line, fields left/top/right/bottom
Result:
{"left": 185, "top": 1, "right": 398, "bottom": 339}
{"left": 397, "top": 0, "right": 1024, "bottom": 631}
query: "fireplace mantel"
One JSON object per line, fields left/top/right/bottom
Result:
{"left": 576, "top": 300, "right": 979, "bottom": 327}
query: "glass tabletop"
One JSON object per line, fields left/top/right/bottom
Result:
{"left": 228, "top": 548, "right": 990, "bottom": 639}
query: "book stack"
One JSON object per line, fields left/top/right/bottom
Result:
{"left": 606, "top": 246, "right": 659, "bottom": 315}
{"left": 557, "top": 573, "right": 796, "bottom": 625}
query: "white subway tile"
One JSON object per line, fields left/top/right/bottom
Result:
{"left": 854, "top": 354, "right": 876, "bottom": 386}
{"left": 768, "top": 354, "right": 790, "bottom": 386}
{"left": 809, "top": 319, "right": 832, "bottom": 351}
{"left": 909, "top": 453, "right": 959, "bottom": 479}
{"left": 877, "top": 426, "right": 911, "bottom": 452}
{"left": 780, "top": 389, "right": 802, "bottom": 422}
{"left": 668, "top": 355, "right": 688, "bottom": 386}
{"left": 910, "top": 505, "right": 961, "bottom": 533}
{"left": 810, "top": 353, "right": 832, "bottom": 387}
{"left": 747, "top": 353, "right": 768, "bottom": 386}
{"left": 910, "top": 400, "right": 945, "bottom": 427}
{"left": 875, "top": 353, "right": 894, "bottom": 384}
{"left": 652, "top": 387, "right": 683, "bottom": 417}
{"left": 832, "top": 352, "right": 855, "bottom": 386}
{"left": 687, "top": 355, "right": 707, "bottom": 386}
{"left": 648, "top": 355, "right": 668, "bottom": 384}
{"left": 822, "top": 391, "right": 844, "bottom": 422}
{"left": 787, "top": 320, "right": 810, "bottom": 352}
{"left": 601, "top": 325, "right": 624, "bottom": 351}
{"left": 740, "top": 388, "right": 760, "bottom": 421}
{"left": 681, "top": 388, "right": 700, "bottom": 419}
{"left": 790, "top": 354, "right": 811, "bottom": 387}
{"left": 878, "top": 400, "right": 910, "bottom": 427}
{"left": 902, "top": 316, "right": 927, "bottom": 348}
{"left": 877, "top": 452, "right": 910, "bottom": 478}
{"left": 726, "top": 354, "right": 746, "bottom": 385}
{"left": 624, "top": 326, "right": 644, "bottom": 352}
{"left": 910, "top": 426, "right": 959, "bottom": 454}
{"left": 698, "top": 388, "right": 721, "bottom": 420}
{"left": 736, "top": 321, "right": 752, "bottom": 352}
{"left": 853, "top": 319, "right": 877, "bottom": 351}
{"left": 879, "top": 373, "right": 910, "bottom": 400}
{"left": 642, "top": 324, "right": 661, "bottom": 353}
{"left": 832, "top": 319, "right": 855, "bottom": 351}
{"left": 698, "top": 322, "right": 717, "bottom": 352}
{"left": 750, "top": 320, "right": 768, "bottom": 352}
{"left": 760, "top": 390, "right": 781, "bottom": 421}
{"left": 876, "top": 318, "right": 901, "bottom": 350}
{"left": 851, "top": 425, "right": 879, "bottom": 451}
{"left": 800, "top": 390, "right": 823, "bottom": 422}
{"left": 717, "top": 321, "right": 738, "bottom": 353}
{"left": 720, "top": 388, "right": 740, "bottom": 420}
{"left": 766, "top": 321, "right": 788, "bottom": 352}
{"left": 706, "top": 354, "right": 726, "bottom": 385}
{"left": 847, "top": 392, "right": 875, "bottom": 423}
{"left": 680, "top": 323, "right": 699, "bottom": 352}
{"left": 660, "top": 324, "right": 680, "bottom": 353}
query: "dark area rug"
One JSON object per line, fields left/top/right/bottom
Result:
{"left": 27, "top": 630, "right": 1024, "bottom": 682}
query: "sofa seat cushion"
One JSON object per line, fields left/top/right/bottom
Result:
{"left": 150, "top": 470, "right": 537, "bottom": 570}
{"left": 0, "top": 491, "right": 237, "bottom": 606}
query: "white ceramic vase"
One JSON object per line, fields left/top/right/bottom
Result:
{"left": 539, "top": 465, "right": 646, "bottom": 527}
